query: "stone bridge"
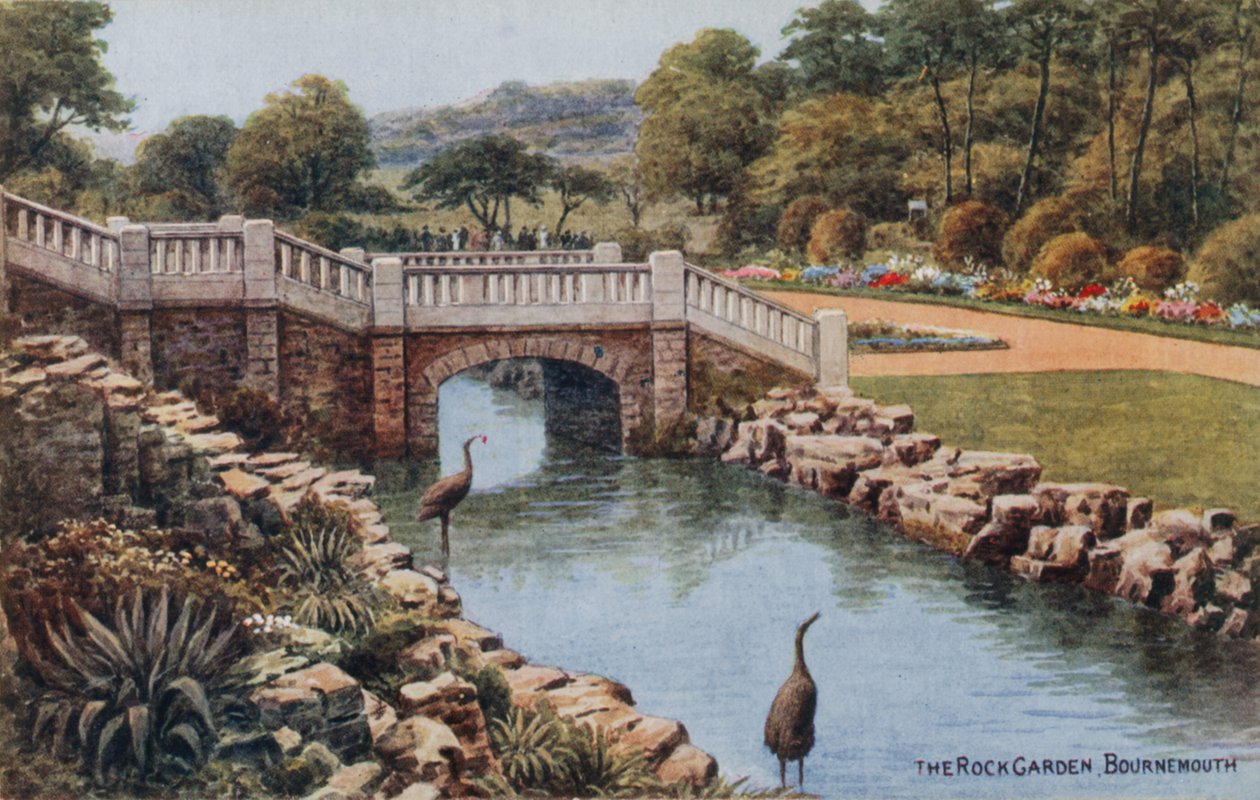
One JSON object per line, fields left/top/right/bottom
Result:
{"left": 0, "top": 189, "right": 848, "bottom": 458}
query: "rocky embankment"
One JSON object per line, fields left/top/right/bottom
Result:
{"left": 696, "top": 384, "right": 1258, "bottom": 640}
{"left": 0, "top": 336, "right": 716, "bottom": 799}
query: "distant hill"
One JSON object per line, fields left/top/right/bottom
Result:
{"left": 369, "top": 79, "right": 641, "bottom": 167}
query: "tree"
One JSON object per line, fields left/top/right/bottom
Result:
{"left": 635, "top": 29, "right": 775, "bottom": 213}
{"left": 957, "top": 2, "right": 1005, "bottom": 199}
{"left": 0, "top": 1, "right": 132, "bottom": 182}
{"left": 778, "top": 0, "right": 886, "bottom": 98}
{"left": 608, "top": 156, "right": 647, "bottom": 228}
{"left": 550, "top": 164, "right": 614, "bottom": 235}
{"left": 880, "top": 0, "right": 985, "bottom": 204}
{"left": 402, "top": 135, "right": 550, "bottom": 231}
{"left": 131, "top": 115, "right": 237, "bottom": 219}
{"left": 1218, "top": 0, "right": 1260, "bottom": 200}
{"left": 224, "top": 75, "right": 374, "bottom": 217}
{"left": 1007, "top": 0, "right": 1094, "bottom": 215}
{"left": 1166, "top": 4, "right": 1220, "bottom": 229}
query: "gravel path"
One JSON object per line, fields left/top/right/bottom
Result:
{"left": 759, "top": 291, "right": 1260, "bottom": 387}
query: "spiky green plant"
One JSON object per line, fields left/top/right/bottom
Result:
{"left": 559, "top": 721, "right": 660, "bottom": 798}
{"left": 277, "top": 515, "right": 378, "bottom": 635}
{"left": 21, "top": 587, "right": 236, "bottom": 787}
{"left": 490, "top": 706, "right": 576, "bottom": 792}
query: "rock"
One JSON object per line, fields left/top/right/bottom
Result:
{"left": 208, "top": 452, "right": 250, "bottom": 470}
{"left": 964, "top": 521, "right": 1029, "bottom": 565}
{"left": 874, "top": 404, "right": 915, "bottom": 434}
{"left": 234, "top": 648, "right": 312, "bottom": 688}
{"left": 432, "top": 618, "right": 503, "bottom": 652}
{"left": 248, "top": 663, "right": 370, "bottom": 759}
{"left": 1184, "top": 603, "right": 1226, "bottom": 630}
{"left": 1203, "top": 508, "right": 1236, "bottom": 532}
{"left": 1149, "top": 510, "right": 1207, "bottom": 557}
{"left": 362, "top": 691, "right": 399, "bottom": 747}
{"left": 721, "top": 419, "right": 787, "bottom": 467}
{"left": 1114, "top": 539, "right": 1176, "bottom": 607}
{"left": 693, "top": 417, "right": 737, "bottom": 456}
{"left": 380, "top": 570, "right": 440, "bottom": 611}
{"left": 419, "top": 564, "right": 447, "bottom": 583}
{"left": 1034, "top": 483, "right": 1127, "bottom": 538}
{"left": 884, "top": 433, "right": 940, "bottom": 467}
{"left": 184, "top": 495, "right": 246, "bottom": 536}
{"left": 374, "top": 716, "right": 464, "bottom": 787}
{"left": 614, "top": 715, "right": 688, "bottom": 764}
{"left": 248, "top": 451, "right": 301, "bottom": 469}
{"left": 259, "top": 460, "right": 313, "bottom": 480}
{"left": 751, "top": 396, "right": 796, "bottom": 418}
{"left": 389, "top": 781, "right": 441, "bottom": 800}
{"left": 1208, "top": 534, "right": 1237, "bottom": 568}
{"left": 847, "top": 469, "right": 899, "bottom": 513}
{"left": 889, "top": 483, "right": 989, "bottom": 554}
{"left": 357, "top": 524, "right": 391, "bottom": 545}
{"left": 216, "top": 729, "right": 284, "bottom": 767}
{"left": 1214, "top": 570, "right": 1253, "bottom": 605}
{"left": 1083, "top": 543, "right": 1125, "bottom": 595}
{"left": 947, "top": 451, "right": 1041, "bottom": 497}
{"left": 482, "top": 649, "right": 526, "bottom": 670}
{"left": 1219, "top": 608, "right": 1249, "bottom": 638}
{"left": 44, "top": 353, "right": 107, "bottom": 380}
{"left": 786, "top": 435, "right": 883, "bottom": 499}
{"left": 1161, "top": 548, "right": 1216, "bottom": 619}
{"left": 282, "top": 467, "right": 329, "bottom": 492}
{"left": 781, "top": 412, "right": 821, "bottom": 433}
{"left": 184, "top": 431, "right": 245, "bottom": 454}
{"left": 397, "top": 673, "right": 496, "bottom": 776}
{"left": 990, "top": 494, "right": 1041, "bottom": 529}
{"left": 275, "top": 726, "right": 304, "bottom": 756}
{"left": 350, "top": 543, "right": 413, "bottom": 580}
{"left": 219, "top": 467, "right": 271, "bottom": 501}
{"left": 504, "top": 664, "right": 571, "bottom": 702}
{"left": 1126, "top": 497, "right": 1153, "bottom": 532}
{"left": 436, "top": 586, "right": 462, "bottom": 618}
{"left": 323, "top": 761, "right": 382, "bottom": 798}
{"left": 655, "top": 743, "right": 718, "bottom": 787}
{"left": 301, "top": 741, "right": 342, "bottom": 774}
{"left": 312, "top": 470, "right": 375, "bottom": 500}
{"left": 397, "top": 635, "right": 456, "bottom": 673}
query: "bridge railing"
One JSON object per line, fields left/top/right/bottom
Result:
{"left": 2, "top": 191, "right": 120, "bottom": 272}
{"left": 149, "top": 226, "right": 244, "bottom": 275}
{"left": 275, "top": 230, "right": 371, "bottom": 306}
{"left": 370, "top": 249, "right": 597, "bottom": 267}
{"left": 683, "top": 263, "right": 820, "bottom": 375}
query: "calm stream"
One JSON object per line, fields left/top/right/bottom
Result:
{"left": 373, "top": 373, "right": 1260, "bottom": 799}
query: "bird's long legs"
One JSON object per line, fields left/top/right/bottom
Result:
{"left": 798, "top": 758, "right": 804, "bottom": 787}
{"left": 778, "top": 757, "right": 786, "bottom": 789}
{"left": 440, "top": 513, "right": 450, "bottom": 557}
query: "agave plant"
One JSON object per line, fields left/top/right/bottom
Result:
{"left": 22, "top": 587, "right": 236, "bottom": 787}
{"left": 490, "top": 706, "right": 576, "bottom": 792}
{"left": 277, "top": 519, "right": 377, "bottom": 635}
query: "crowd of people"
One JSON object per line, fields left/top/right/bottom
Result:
{"left": 414, "top": 223, "right": 596, "bottom": 252}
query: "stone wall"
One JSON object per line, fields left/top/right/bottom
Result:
{"left": 7, "top": 274, "right": 119, "bottom": 359}
{"left": 688, "top": 328, "right": 813, "bottom": 414}
{"left": 278, "top": 311, "right": 375, "bottom": 460}
{"left": 1, "top": 335, "right": 719, "bottom": 798}
{"left": 700, "top": 386, "right": 1260, "bottom": 641}
{"left": 150, "top": 308, "right": 248, "bottom": 393}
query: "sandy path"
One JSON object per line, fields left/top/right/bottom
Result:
{"left": 759, "top": 291, "right": 1260, "bottom": 387}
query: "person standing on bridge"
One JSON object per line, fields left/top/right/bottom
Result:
{"left": 419, "top": 225, "right": 433, "bottom": 252}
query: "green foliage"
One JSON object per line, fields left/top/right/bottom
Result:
{"left": 225, "top": 74, "right": 375, "bottom": 217}
{"left": 181, "top": 380, "right": 293, "bottom": 452}
{"left": 615, "top": 224, "right": 689, "bottom": 262}
{"left": 1030, "top": 231, "right": 1113, "bottom": 288}
{"left": 0, "top": 1, "right": 132, "bottom": 182}
{"left": 276, "top": 500, "right": 378, "bottom": 635}
{"left": 807, "top": 208, "right": 868, "bottom": 264}
{"left": 1116, "top": 245, "right": 1187, "bottom": 292}
{"left": 334, "top": 609, "right": 436, "bottom": 702}
{"left": 551, "top": 164, "right": 616, "bottom": 234}
{"left": 1189, "top": 213, "right": 1260, "bottom": 305}
{"left": 131, "top": 115, "right": 238, "bottom": 220}
{"left": 561, "top": 721, "right": 660, "bottom": 798}
{"left": 490, "top": 707, "right": 576, "bottom": 792}
{"left": 1001, "top": 195, "right": 1086, "bottom": 272}
{"left": 635, "top": 29, "right": 776, "bottom": 213}
{"left": 402, "top": 134, "right": 551, "bottom": 231}
{"left": 779, "top": 0, "right": 886, "bottom": 98}
{"left": 452, "top": 659, "right": 513, "bottom": 727}
{"left": 777, "top": 196, "right": 830, "bottom": 254}
{"left": 933, "top": 200, "right": 1010, "bottom": 268}
{"left": 19, "top": 587, "right": 237, "bottom": 788}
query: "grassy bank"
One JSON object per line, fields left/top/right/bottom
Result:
{"left": 745, "top": 281, "right": 1260, "bottom": 351}
{"left": 851, "top": 371, "right": 1260, "bottom": 521}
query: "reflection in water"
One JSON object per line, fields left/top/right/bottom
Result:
{"left": 373, "top": 373, "right": 1260, "bottom": 798}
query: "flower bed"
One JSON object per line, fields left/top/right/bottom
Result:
{"left": 727, "top": 254, "right": 1260, "bottom": 335}
{"left": 849, "top": 320, "right": 1006, "bottom": 354}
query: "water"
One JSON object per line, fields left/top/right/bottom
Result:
{"left": 373, "top": 373, "right": 1260, "bottom": 799}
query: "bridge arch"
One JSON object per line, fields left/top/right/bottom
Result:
{"left": 404, "top": 332, "right": 658, "bottom": 457}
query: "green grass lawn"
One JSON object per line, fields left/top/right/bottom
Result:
{"left": 851, "top": 371, "right": 1260, "bottom": 522}
{"left": 744, "top": 281, "right": 1260, "bottom": 350}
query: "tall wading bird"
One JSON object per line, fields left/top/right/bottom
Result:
{"left": 764, "top": 611, "right": 820, "bottom": 788}
{"left": 417, "top": 434, "right": 486, "bottom": 557}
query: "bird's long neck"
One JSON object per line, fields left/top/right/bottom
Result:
{"left": 462, "top": 442, "right": 474, "bottom": 476}
{"left": 793, "top": 628, "right": 811, "bottom": 677}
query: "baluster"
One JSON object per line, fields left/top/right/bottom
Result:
{"left": 755, "top": 302, "right": 766, "bottom": 335}
{"left": 422, "top": 274, "right": 434, "bottom": 306}
{"left": 226, "top": 238, "right": 237, "bottom": 271}
{"left": 35, "top": 214, "right": 45, "bottom": 247}
{"left": 154, "top": 240, "right": 166, "bottom": 273}
{"left": 564, "top": 273, "right": 575, "bottom": 303}
{"left": 52, "top": 220, "right": 63, "bottom": 254}
{"left": 209, "top": 238, "right": 220, "bottom": 272}
{"left": 300, "top": 251, "right": 311, "bottom": 283}
{"left": 192, "top": 239, "right": 203, "bottom": 273}
{"left": 16, "top": 208, "right": 28, "bottom": 240}
{"left": 279, "top": 243, "right": 290, "bottom": 276}
{"left": 438, "top": 274, "right": 449, "bottom": 305}
{"left": 106, "top": 239, "right": 117, "bottom": 270}
{"left": 88, "top": 233, "right": 100, "bottom": 268}
{"left": 69, "top": 226, "right": 81, "bottom": 261}
{"left": 176, "top": 239, "right": 186, "bottom": 273}
{"left": 358, "top": 271, "right": 366, "bottom": 302}
{"left": 318, "top": 257, "right": 329, "bottom": 289}
{"left": 340, "top": 263, "right": 349, "bottom": 297}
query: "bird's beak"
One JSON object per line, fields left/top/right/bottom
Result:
{"left": 801, "top": 611, "right": 820, "bottom": 631}
{"left": 481, "top": 435, "right": 488, "bottom": 444}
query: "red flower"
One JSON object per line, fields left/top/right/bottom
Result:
{"left": 872, "top": 272, "right": 908, "bottom": 288}
{"left": 1194, "top": 302, "right": 1223, "bottom": 322}
{"left": 1077, "top": 284, "right": 1107, "bottom": 299}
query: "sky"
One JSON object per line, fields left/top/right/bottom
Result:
{"left": 98, "top": 0, "right": 881, "bottom": 135}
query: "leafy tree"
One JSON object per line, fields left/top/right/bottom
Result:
{"left": 402, "top": 134, "right": 549, "bottom": 231}
{"left": 550, "top": 164, "right": 615, "bottom": 234}
{"left": 1166, "top": 4, "right": 1223, "bottom": 229}
{"left": 1218, "top": 0, "right": 1260, "bottom": 200}
{"left": 957, "top": 1, "right": 1006, "bottom": 198}
{"left": 0, "top": 1, "right": 131, "bottom": 182}
{"left": 778, "top": 0, "right": 886, "bottom": 98}
{"left": 607, "top": 156, "right": 647, "bottom": 228}
{"left": 635, "top": 29, "right": 775, "bottom": 213}
{"left": 224, "top": 74, "right": 374, "bottom": 217}
{"left": 131, "top": 115, "right": 237, "bottom": 220}
{"left": 1006, "top": 0, "right": 1095, "bottom": 215}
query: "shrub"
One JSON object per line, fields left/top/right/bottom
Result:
{"left": 21, "top": 588, "right": 237, "bottom": 788}
{"left": 776, "top": 196, "right": 830, "bottom": 254}
{"left": 616, "top": 224, "right": 689, "bottom": 262}
{"left": 1001, "top": 195, "right": 1082, "bottom": 273}
{"left": 1030, "top": 232, "right": 1113, "bottom": 290}
{"left": 489, "top": 707, "right": 576, "bottom": 793}
{"left": 866, "top": 221, "right": 928, "bottom": 254}
{"left": 933, "top": 200, "right": 1009, "bottom": 269}
{"left": 1116, "top": 246, "right": 1186, "bottom": 292}
{"left": 275, "top": 498, "right": 378, "bottom": 635}
{"left": 1189, "top": 214, "right": 1260, "bottom": 305}
{"left": 806, "top": 208, "right": 868, "bottom": 264}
